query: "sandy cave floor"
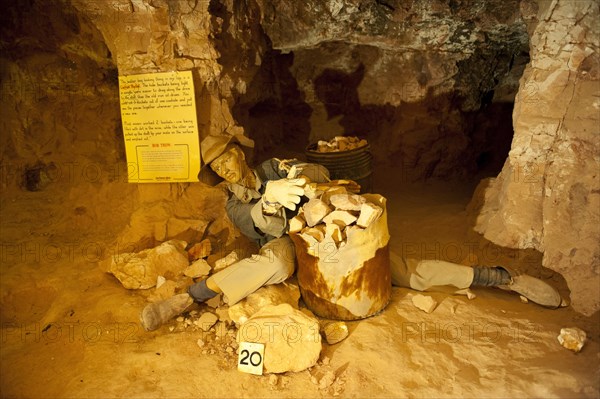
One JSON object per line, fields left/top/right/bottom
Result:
{"left": 1, "top": 170, "right": 599, "bottom": 398}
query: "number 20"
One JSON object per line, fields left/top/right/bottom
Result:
{"left": 239, "top": 349, "right": 262, "bottom": 367}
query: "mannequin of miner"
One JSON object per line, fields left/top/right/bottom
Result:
{"left": 141, "top": 136, "right": 563, "bottom": 331}
{"left": 141, "top": 135, "right": 332, "bottom": 331}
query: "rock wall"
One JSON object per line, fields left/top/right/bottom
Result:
{"left": 475, "top": 0, "right": 600, "bottom": 315}
{"left": 0, "top": 0, "right": 260, "bottom": 251}
{"left": 241, "top": 0, "right": 529, "bottom": 178}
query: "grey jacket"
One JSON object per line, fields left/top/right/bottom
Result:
{"left": 225, "top": 159, "right": 330, "bottom": 246}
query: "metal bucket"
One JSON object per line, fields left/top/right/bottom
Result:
{"left": 290, "top": 194, "right": 391, "bottom": 320}
{"left": 305, "top": 142, "right": 373, "bottom": 193}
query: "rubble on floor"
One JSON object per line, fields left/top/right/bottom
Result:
{"left": 102, "top": 239, "right": 189, "bottom": 289}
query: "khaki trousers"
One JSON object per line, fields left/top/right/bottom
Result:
{"left": 390, "top": 250, "right": 475, "bottom": 292}
{"left": 211, "top": 236, "right": 296, "bottom": 305}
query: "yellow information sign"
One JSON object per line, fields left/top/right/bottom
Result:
{"left": 118, "top": 71, "right": 200, "bottom": 183}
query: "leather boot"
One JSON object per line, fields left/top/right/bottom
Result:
{"left": 471, "top": 266, "right": 562, "bottom": 308}
{"left": 140, "top": 293, "right": 193, "bottom": 331}
{"left": 471, "top": 266, "right": 512, "bottom": 286}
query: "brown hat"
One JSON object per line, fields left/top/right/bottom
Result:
{"left": 201, "top": 133, "right": 255, "bottom": 165}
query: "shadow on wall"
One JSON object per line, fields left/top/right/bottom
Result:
{"left": 312, "top": 64, "right": 514, "bottom": 180}
{"left": 233, "top": 51, "right": 313, "bottom": 161}
{"left": 233, "top": 55, "right": 514, "bottom": 180}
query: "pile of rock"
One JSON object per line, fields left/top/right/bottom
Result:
{"left": 290, "top": 187, "right": 383, "bottom": 248}
{"left": 315, "top": 136, "right": 368, "bottom": 152}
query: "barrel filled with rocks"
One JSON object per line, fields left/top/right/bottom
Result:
{"left": 289, "top": 187, "right": 391, "bottom": 320}
{"left": 305, "top": 136, "right": 373, "bottom": 193}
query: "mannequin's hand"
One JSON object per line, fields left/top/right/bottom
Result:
{"left": 264, "top": 178, "right": 306, "bottom": 211}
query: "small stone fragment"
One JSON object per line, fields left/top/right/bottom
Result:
{"left": 196, "top": 338, "right": 205, "bottom": 348}
{"left": 184, "top": 258, "right": 212, "bottom": 278}
{"left": 303, "top": 199, "right": 332, "bottom": 227}
{"left": 329, "top": 194, "right": 366, "bottom": 211}
{"left": 356, "top": 202, "right": 383, "bottom": 228}
{"left": 216, "top": 306, "right": 232, "bottom": 323}
{"left": 303, "top": 227, "right": 325, "bottom": 242}
{"left": 289, "top": 215, "right": 306, "bottom": 233}
{"left": 197, "top": 312, "right": 218, "bottom": 332}
{"left": 520, "top": 295, "right": 529, "bottom": 303}
{"left": 557, "top": 327, "right": 587, "bottom": 352}
{"left": 411, "top": 294, "right": 437, "bottom": 313}
{"left": 321, "top": 356, "right": 330, "bottom": 365}
{"left": 323, "top": 321, "right": 349, "bottom": 345}
{"left": 322, "top": 210, "right": 357, "bottom": 227}
{"left": 325, "top": 223, "right": 344, "bottom": 243}
{"left": 188, "top": 239, "right": 212, "bottom": 260}
{"left": 205, "top": 294, "right": 221, "bottom": 308}
{"left": 321, "top": 187, "right": 347, "bottom": 204}
{"left": 213, "top": 251, "right": 239, "bottom": 272}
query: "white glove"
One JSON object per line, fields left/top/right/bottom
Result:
{"left": 263, "top": 178, "right": 306, "bottom": 211}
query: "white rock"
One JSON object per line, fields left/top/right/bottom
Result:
{"left": 356, "top": 202, "right": 383, "bottom": 228}
{"left": 557, "top": 327, "right": 587, "bottom": 352}
{"left": 302, "top": 226, "right": 325, "bottom": 242}
{"left": 321, "top": 187, "right": 347, "bottom": 205}
{"left": 103, "top": 240, "right": 189, "bottom": 289}
{"left": 236, "top": 304, "right": 322, "bottom": 373}
{"left": 213, "top": 251, "right": 239, "bottom": 272}
{"left": 289, "top": 215, "right": 306, "bottom": 234}
{"left": 325, "top": 223, "right": 344, "bottom": 243}
{"left": 303, "top": 199, "right": 332, "bottom": 227}
{"left": 196, "top": 338, "right": 205, "bottom": 348}
{"left": 229, "top": 282, "right": 301, "bottom": 325}
{"left": 411, "top": 294, "right": 438, "bottom": 313}
{"left": 184, "top": 258, "right": 212, "bottom": 278}
{"left": 329, "top": 193, "right": 366, "bottom": 211}
{"left": 322, "top": 210, "right": 357, "bottom": 227}
{"left": 322, "top": 321, "right": 349, "bottom": 345}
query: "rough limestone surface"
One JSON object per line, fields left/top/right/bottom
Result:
{"left": 236, "top": 304, "right": 322, "bottom": 374}
{"left": 474, "top": 0, "right": 600, "bottom": 315}
{"left": 229, "top": 282, "right": 301, "bottom": 325}
{"left": 251, "top": 0, "right": 530, "bottom": 178}
{"left": 104, "top": 240, "right": 189, "bottom": 289}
